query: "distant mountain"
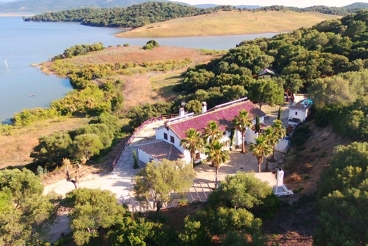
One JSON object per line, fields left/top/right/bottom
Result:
{"left": 343, "top": 2, "right": 368, "bottom": 9}
{"left": 193, "top": 4, "right": 220, "bottom": 8}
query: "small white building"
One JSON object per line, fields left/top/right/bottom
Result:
{"left": 288, "top": 98, "right": 313, "bottom": 127}
{"left": 138, "top": 98, "right": 266, "bottom": 164}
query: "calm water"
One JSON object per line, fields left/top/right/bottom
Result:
{"left": 0, "top": 16, "right": 277, "bottom": 122}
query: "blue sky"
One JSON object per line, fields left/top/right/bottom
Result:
{"left": 174, "top": 0, "right": 368, "bottom": 8}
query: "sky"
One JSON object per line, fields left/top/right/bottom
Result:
{"left": 174, "top": 0, "right": 368, "bottom": 8}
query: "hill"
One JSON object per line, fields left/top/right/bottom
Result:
{"left": 116, "top": 10, "right": 341, "bottom": 38}
{"left": 343, "top": 2, "right": 368, "bottom": 9}
{"left": 0, "top": 0, "right": 168, "bottom": 13}
{"left": 1, "top": 0, "right": 368, "bottom": 15}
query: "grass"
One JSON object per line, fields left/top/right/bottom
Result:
{"left": 0, "top": 117, "right": 89, "bottom": 169}
{"left": 151, "top": 73, "right": 182, "bottom": 99}
{"left": 117, "top": 10, "right": 341, "bottom": 38}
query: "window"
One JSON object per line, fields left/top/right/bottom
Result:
{"left": 170, "top": 136, "right": 175, "bottom": 144}
{"left": 295, "top": 112, "right": 298, "bottom": 115}
{"left": 164, "top": 133, "right": 168, "bottom": 140}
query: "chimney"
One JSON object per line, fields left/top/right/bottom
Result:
{"left": 202, "top": 102, "right": 207, "bottom": 114}
{"left": 179, "top": 107, "right": 185, "bottom": 117}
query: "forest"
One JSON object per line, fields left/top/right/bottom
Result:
{"left": 23, "top": 1, "right": 368, "bottom": 28}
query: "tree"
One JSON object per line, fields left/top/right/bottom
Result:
{"left": 71, "top": 133, "right": 104, "bottom": 160}
{"left": 0, "top": 168, "right": 44, "bottom": 207}
{"left": 308, "top": 76, "right": 356, "bottom": 108}
{"left": 134, "top": 159, "right": 194, "bottom": 212}
{"left": 64, "top": 188, "right": 126, "bottom": 246}
{"left": 248, "top": 79, "right": 284, "bottom": 109}
{"left": 314, "top": 142, "right": 368, "bottom": 245}
{"left": 254, "top": 115, "right": 261, "bottom": 133}
{"left": 0, "top": 169, "right": 57, "bottom": 245}
{"left": 222, "top": 230, "right": 265, "bottom": 246}
{"left": 30, "top": 131, "right": 72, "bottom": 170}
{"left": 262, "top": 128, "right": 278, "bottom": 171}
{"left": 250, "top": 135, "right": 273, "bottom": 173}
{"left": 108, "top": 215, "right": 171, "bottom": 246}
{"left": 207, "top": 172, "right": 276, "bottom": 210}
{"left": 267, "top": 120, "right": 286, "bottom": 163}
{"left": 232, "top": 109, "right": 253, "bottom": 153}
{"left": 181, "top": 128, "right": 204, "bottom": 166}
{"left": 277, "top": 107, "right": 281, "bottom": 120}
{"left": 178, "top": 216, "right": 211, "bottom": 246}
{"left": 205, "top": 140, "right": 230, "bottom": 188}
{"left": 185, "top": 100, "right": 202, "bottom": 114}
{"left": 203, "top": 120, "right": 222, "bottom": 143}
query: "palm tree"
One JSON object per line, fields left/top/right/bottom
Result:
{"left": 232, "top": 109, "right": 253, "bottom": 153}
{"left": 249, "top": 135, "right": 273, "bottom": 173}
{"left": 263, "top": 127, "right": 278, "bottom": 171}
{"left": 205, "top": 140, "right": 230, "bottom": 188}
{"left": 181, "top": 128, "right": 204, "bottom": 167}
{"left": 203, "top": 120, "right": 222, "bottom": 143}
{"left": 269, "top": 120, "right": 286, "bottom": 162}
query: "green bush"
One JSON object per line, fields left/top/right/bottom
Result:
{"left": 143, "top": 40, "right": 159, "bottom": 50}
{"left": 290, "top": 126, "right": 311, "bottom": 147}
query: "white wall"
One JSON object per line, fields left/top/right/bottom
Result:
{"left": 138, "top": 148, "right": 155, "bottom": 163}
{"left": 245, "top": 129, "right": 259, "bottom": 144}
{"left": 182, "top": 149, "right": 192, "bottom": 164}
{"left": 155, "top": 126, "right": 184, "bottom": 152}
{"left": 288, "top": 108, "right": 307, "bottom": 122}
{"left": 275, "top": 139, "right": 289, "bottom": 153}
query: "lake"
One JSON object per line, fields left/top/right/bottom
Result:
{"left": 0, "top": 16, "right": 278, "bottom": 122}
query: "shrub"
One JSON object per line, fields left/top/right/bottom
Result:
{"left": 143, "top": 40, "right": 159, "bottom": 50}
{"left": 133, "top": 150, "right": 139, "bottom": 169}
{"left": 290, "top": 126, "right": 311, "bottom": 147}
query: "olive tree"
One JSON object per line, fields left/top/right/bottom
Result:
{"left": 134, "top": 159, "right": 194, "bottom": 212}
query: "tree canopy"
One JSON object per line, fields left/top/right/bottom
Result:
{"left": 134, "top": 159, "right": 195, "bottom": 212}
{"left": 314, "top": 142, "right": 368, "bottom": 245}
{"left": 0, "top": 169, "right": 57, "bottom": 245}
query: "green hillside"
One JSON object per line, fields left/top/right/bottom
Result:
{"left": 0, "top": 0, "right": 163, "bottom": 13}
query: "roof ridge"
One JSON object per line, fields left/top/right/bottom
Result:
{"left": 168, "top": 100, "right": 253, "bottom": 126}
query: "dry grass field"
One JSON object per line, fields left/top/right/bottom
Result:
{"left": 0, "top": 117, "right": 89, "bottom": 168}
{"left": 117, "top": 10, "right": 341, "bottom": 38}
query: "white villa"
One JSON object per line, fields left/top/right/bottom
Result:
{"left": 137, "top": 97, "right": 267, "bottom": 164}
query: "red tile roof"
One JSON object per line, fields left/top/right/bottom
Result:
{"left": 138, "top": 140, "right": 184, "bottom": 161}
{"left": 168, "top": 100, "right": 265, "bottom": 139}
